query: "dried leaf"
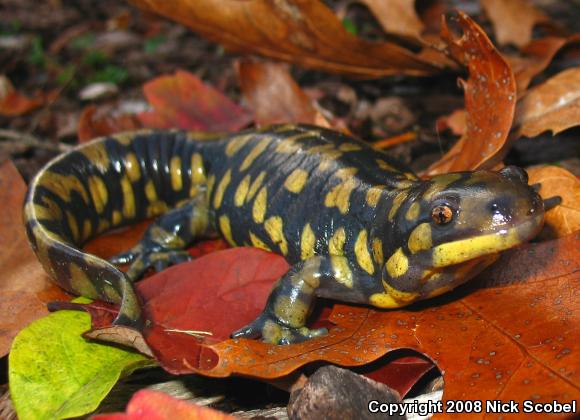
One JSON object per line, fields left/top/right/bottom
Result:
{"left": 507, "top": 36, "right": 578, "bottom": 93}
{"left": 358, "top": 0, "right": 424, "bottom": 40}
{"left": 527, "top": 166, "right": 580, "bottom": 238}
{"left": 238, "top": 60, "right": 330, "bottom": 127}
{"left": 436, "top": 108, "right": 467, "bottom": 136}
{"left": 138, "top": 69, "right": 252, "bottom": 131}
{"left": 514, "top": 68, "right": 580, "bottom": 138}
{"left": 0, "top": 75, "right": 57, "bottom": 117}
{"left": 92, "top": 389, "right": 237, "bottom": 420}
{"left": 0, "top": 161, "right": 69, "bottom": 357}
{"left": 128, "top": 0, "right": 450, "bottom": 78}
{"left": 481, "top": 0, "right": 552, "bottom": 48}
{"left": 426, "top": 12, "right": 516, "bottom": 175}
{"left": 78, "top": 105, "right": 143, "bottom": 143}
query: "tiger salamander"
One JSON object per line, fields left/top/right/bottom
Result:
{"left": 24, "top": 125, "right": 545, "bottom": 344}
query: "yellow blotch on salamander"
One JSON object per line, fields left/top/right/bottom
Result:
{"left": 190, "top": 153, "right": 206, "bottom": 185}
{"left": 69, "top": 263, "right": 99, "bottom": 298}
{"left": 339, "top": 143, "right": 362, "bottom": 152}
{"left": 307, "top": 144, "right": 335, "bottom": 154}
{"left": 264, "top": 216, "right": 288, "bottom": 255}
{"left": 369, "top": 283, "right": 419, "bottom": 308}
{"left": 329, "top": 227, "right": 346, "bottom": 256}
{"left": 284, "top": 169, "right": 309, "bottom": 194}
{"left": 240, "top": 138, "right": 270, "bottom": 171}
{"left": 206, "top": 174, "right": 216, "bottom": 202}
{"left": 82, "top": 219, "right": 92, "bottom": 241}
{"left": 145, "top": 180, "right": 158, "bottom": 203}
{"left": 112, "top": 210, "right": 123, "bottom": 226}
{"left": 25, "top": 197, "right": 61, "bottom": 222}
{"left": 330, "top": 256, "right": 353, "bottom": 288}
{"left": 213, "top": 169, "right": 232, "bottom": 209}
{"left": 300, "top": 223, "right": 316, "bottom": 260}
{"left": 405, "top": 201, "right": 421, "bottom": 221}
{"left": 423, "top": 173, "right": 462, "bottom": 200}
{"left": 354, "top": 229, "right": 374, "bottom": 275}
{"left": 80, "top": 142, "right": 110, "bottom": 172}
{"left": 120, "top": 176, "right": 135, "bottom": 219}
{"left": 66, "top": 211, "right": 79, "bottom": 243}
{"left": 225, "top": 134, "right": 253, "bottom": 157}
{"left": 252, "top": 187, "right": 268, "bottom": 223}
{"left": 247, "top": 171, "right": 266, "bottom": 202}
{"left": 366, "top": 186, "right": 385, "bottom": 208}
{"left": 87, "top": 176, "right": 108, "bottom": 214}
{"left": 249, "top": 231, "right": 271, "bottom": 252}
{"left": 147, "top": 202, "right": 169, "bottom": 218}
{"left": 125, "top": 153, "right": 141, "bottom": 182}
{"left": 388, "top": 191, "right": 407, "bottom": 221}
{"left": 275, "top": 132, "right": 316, "bottom": 154}
{"left": 372, "top": 238, "right": 384, "bottom": 264}
{"left": 318, "top": 150, "right": 343, "bottom": 172}
{"left": 408, "top": 223, "right": 432, "bottom": 253}
{"left": 324, "top": 178, "right": 358, "bottom": 214}
{"left": 38, "top": 172, "right": 89, "bottom": 204}
{"left": 219, "top": 215, "right": 236, "bottom": 246}
{"left": 335, "top": 167, "right": 358, "bottom": 180}
{"left": 376, "top": 159, "right": 398, "bottom": 172}
{"left": 385, "top": 247, "right": 409, "bottom": 278}
{"left": 234, "top": 175, "right": 251, "bottom": 207}
{"left": 170, "top": 156, "right": 183, "bottom": 191}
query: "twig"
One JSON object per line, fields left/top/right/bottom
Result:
{"left": 372, "top": 131, "right": 417, "bottom": 150}
{"left": 0, "top": 129, "right": 72, "bottom": 153}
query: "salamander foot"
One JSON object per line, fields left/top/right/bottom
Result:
{"left": 231, "top": 312, "right": 327, "bottom": 345}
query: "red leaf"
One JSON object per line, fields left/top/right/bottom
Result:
{"left": 138, "top": 70, "right": 252, "bottom": 131}
{"left": 78, "top": 105, "right": 143, "bottom": 143}
{"left": 358, "top": 354, "right": 435, "bottom": 397}
{"left": 93, "top": 389, "right": 237, "bottom": 420}
{"left": 140, "top": 248, "right": 288, "bottom": 344}
{"left": 238, "top": 60, "right": 330, "bottom": 127}
{"left": 0, "top": 75, "right": 58, "bottom": 117}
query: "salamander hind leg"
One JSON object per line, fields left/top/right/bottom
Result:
{"left": 109, "top": 190, "right": 212, "bottom": 280}
{"left": 231, "top": 257, "right": 329, "bottom": 345}
{"left": 232, "top": 255, "right": 374, "bottom": 345}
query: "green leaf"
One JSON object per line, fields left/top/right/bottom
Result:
{"left": 9, "top": 301, "right": 154, "bottom": 420}
{"left": 342, "top": 17, "right": 358, "bottom": 35}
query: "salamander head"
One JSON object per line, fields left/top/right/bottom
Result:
{"left": 380, "top": 166, "right": 544, "bottom": 305}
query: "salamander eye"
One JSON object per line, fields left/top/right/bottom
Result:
{"left": 431, "top": 205, "right": 453, "bottom": 225}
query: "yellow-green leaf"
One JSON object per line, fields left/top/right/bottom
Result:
{"left": 9, "top": 302, "right": 154, "bottom": 420}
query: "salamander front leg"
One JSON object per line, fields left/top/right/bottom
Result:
{"left": 109, "top": 191, "right": 212, "bottom": 280}
{"left": 231, "top": 256, "right": 369, "bottom": 345}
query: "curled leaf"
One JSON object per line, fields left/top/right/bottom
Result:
{"left": 481, "top": 0, "right": 553, "bottom": 48}
{"left": 527, "top": 166, "right": 580, "bottom": 238}
{"left": 128, "top": 0, "right": 450, "bottom": 77}
{"left": 514, "top": 68, "right": 580, "bottom": 138}
{"left": 426, "top": 11, "right": 516, "bottom": 175}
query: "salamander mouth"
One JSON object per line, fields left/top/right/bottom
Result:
{"left": 429, "top": 214, "right": 544, "bottom": 268}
